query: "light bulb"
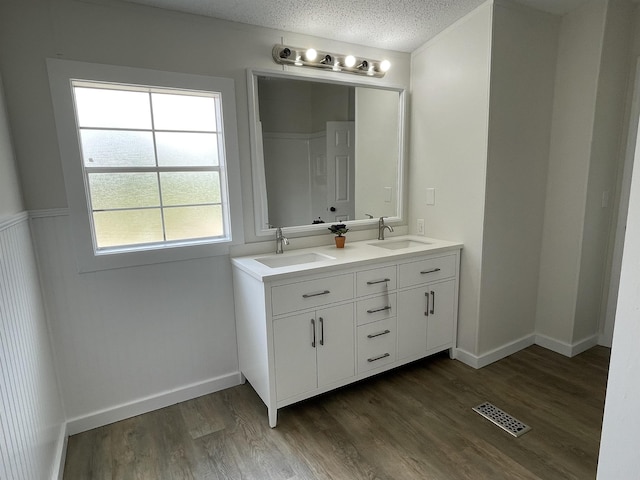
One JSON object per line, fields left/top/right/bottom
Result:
{"left": 305, "top": 48, "right": 318, "bottom": 61}
{"left": 345, "top": 55, "right": 356, "bottom": 68}
{"left": 380, "top": 59, "right": 391, "bottom": 72}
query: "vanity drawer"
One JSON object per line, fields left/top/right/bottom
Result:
{"left": 271, "top": 273, "right": 354, "bottom": 316}
{"left": 399, "top": 254, "right": 456, "bottom": 288}
{"left": 357, "top": 318, "right": 396, "bottom": 373}
{"left": 356, "top": 265, "right": 397, "bottom": 297}
{"left": 356, "top": 293, "right": 396, "bottom": 326}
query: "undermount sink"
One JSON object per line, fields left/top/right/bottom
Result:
{"left": 256, "top": 252, "right": 335, "bottom": 268}
{"left": 369, "top": 239, "right": 432, "bottom": 250}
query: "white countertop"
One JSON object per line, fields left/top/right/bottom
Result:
{"left": 231, "top": 235, "right": 463, "bottom": 281}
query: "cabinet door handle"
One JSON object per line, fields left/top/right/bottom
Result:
{"left": 367, "top": 353, "right": 391, "bottom": 363}
{"left": 430, "top": 291, "right": 435, "bottom": 315}
{"left": 319, "top": 317, "right": 324, "bottom": 346}
{"left": 425, "top": 292, "right": 429, "bottom": 317}
{"left": 302, "top": 290, "right": 330, "bottom": 298}
{"left": 311, "top": 318, "right": 316, "bottom": 348}
{"left": 366, "top": 278, "right": 391, "bottom": 285}
{"left": 367, "top": 329, "right": 391, "bottom": 339}
{"left": 366, "top": 305, "right": 392, "bottom": 314}
{"left": 420, "top": 267, "right": 441, "bottom": 275}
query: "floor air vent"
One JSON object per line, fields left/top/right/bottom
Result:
{"left": 472, "top": 402, "right": 531, "bottom": 437}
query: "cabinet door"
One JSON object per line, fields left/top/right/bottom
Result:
{"left": 273, "top": 313, "right": 318, "bottom": 400}
{"left": 316, "top": 304, "right": 355, "bottom": 388}
{"left": 426, "top": 279, "right": 456, "bottom": 351}
{"left": 397, "top": 287, "right": 428, "bottom": 359}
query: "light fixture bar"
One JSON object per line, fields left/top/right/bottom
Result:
{"left": 272, "top": 45, "right": 390, "bottom": 78}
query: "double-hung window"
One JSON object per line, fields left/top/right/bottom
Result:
{"left": 48, "top": 60, "right": 243, "bottom": 271}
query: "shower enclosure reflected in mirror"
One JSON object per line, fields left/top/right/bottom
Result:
{"left": 247, "top": 69, "right": 406, "bottom": 235}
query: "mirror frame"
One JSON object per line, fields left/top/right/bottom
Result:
{"left": 246, "top": 68, "right": 407, "bottom": 237}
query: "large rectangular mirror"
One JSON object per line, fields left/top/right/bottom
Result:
{"left": 247, "top": 69, "right": 406, "bottom": 235}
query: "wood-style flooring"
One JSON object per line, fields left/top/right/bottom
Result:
{"left": 63, "top": 345, "right": 610, "bottom": 480}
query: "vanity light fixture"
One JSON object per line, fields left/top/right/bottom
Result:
{"left": 272, "top": 44, "right": 390, "bottom": 78}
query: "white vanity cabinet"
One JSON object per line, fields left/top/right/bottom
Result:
{"left": 232, "top": 240, "right": 461, "bottom": 427}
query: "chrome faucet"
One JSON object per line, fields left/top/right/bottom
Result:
{"left": 378, "top": 217, "right": 394, "bottom": 240}
{"left": 275, "top": 227, "right": 289, "bottom": 254}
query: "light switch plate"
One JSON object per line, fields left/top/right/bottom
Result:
{"left": 384, "top": 186, "right": 392, "bottom": 203}
{"left": 417, "top": 218, "right": 425, "bottom": 235}
{"left": 426, "top": 188, "right": 436, "bottom": 205}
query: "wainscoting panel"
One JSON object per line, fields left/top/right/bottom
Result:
{"left": 30, "top": 212, "right": 241, "bottom": 429}
{"left": 0, "top": 213, "right": 65, "bottom": 480}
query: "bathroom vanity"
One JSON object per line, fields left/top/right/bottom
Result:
{"left": 231, "top": 236, "right": 462, "bottom": 427}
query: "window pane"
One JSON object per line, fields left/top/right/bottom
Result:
{"left": 74, "top": 87, "right": 152, "bottom": 129}
{"left": 88, "top": 173, "right": 160, "bottom": 210}
{"left": 164, "top": 205, "right": 223, "bottom": 241}
{"left": 156, "top": 132, "right": 219, "bottom": 167}
{"left": 80, "top": 130, "right": 156, "bottom": 167}
{"left": 151, "top": 93, "right": 217, "bottom": 132}
{"left": 93, "top": 209, "right": 164, "bottom": 248}
{"left": 160, "top": 172, "right": 221, "bottom": 206}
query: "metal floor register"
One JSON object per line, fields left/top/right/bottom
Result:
{"left": 473, "top": 402, "right": 532, "bottom": 437}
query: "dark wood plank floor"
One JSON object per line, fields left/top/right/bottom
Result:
{"left": 63, "top": 345, "right": 610, "bottom": 480}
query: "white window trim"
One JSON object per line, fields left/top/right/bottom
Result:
{"left": 47, "top": 59, "right": 244, "bottom": 272}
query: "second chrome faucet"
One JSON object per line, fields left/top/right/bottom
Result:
{"left": 275, "top": 227, "right": 289, "bottom": 254}
{"left": 378, "top": 217, "right": 394, "bottom": 240}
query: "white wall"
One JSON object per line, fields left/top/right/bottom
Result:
{"left": 601, "top": 0, "right": 639, "bottom": 347}
{"left": 535, "top": 0, "right": 607, "bottom": 346}
{"left": 0, "top": 75, "right": 65, "bottom": 479}
{"left": 597, "top": 89, "right": 640, "bottom": 478}
{"left": 0, "top": 0, "right": 410, "bottom": 432}
{"left": 409, "top": 3, "right": 493, "bottom": 356}
{"left": 0, "top": 75, "right": 23, "bottom": 216}
{"left": 31, "top": 213, "right": 240, "bottom": 430}
{"left": 576, "top": 0, "right": 635, "bottom": 344}
{"left": 478, "top": 1, "right": 559, "bottom": 354}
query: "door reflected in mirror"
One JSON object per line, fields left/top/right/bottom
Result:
{"left": 249, "top": 71, "right": 405, "bottom": 234}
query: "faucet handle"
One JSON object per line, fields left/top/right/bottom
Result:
{"left": 364, "top": 213, "right": 374, "bottom": 219}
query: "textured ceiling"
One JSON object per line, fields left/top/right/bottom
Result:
{"left": 122, "top": 0, "right": 593, "bottom": 52}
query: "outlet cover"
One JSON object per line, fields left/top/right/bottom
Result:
{"left": 417, "top": 218, "right": 425, "bottom": 235}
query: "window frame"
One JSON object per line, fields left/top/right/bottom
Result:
{"left": 47, "top": 59, "right": 244, "bottom": 272}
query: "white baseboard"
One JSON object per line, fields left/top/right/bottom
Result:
{"left": 52, "top": 422, "right": 69, "bottom": 480}
{"left": 453, "top": 348, "right": 480, "bottom": 369}
{"left": 535, "top": 333, "right": 598, "bottom": 357}
{"left": 455, "top": 334, "right": 536, "bottom": 369}
{"left": 66, "top": 372, "right": 242, "bottom": 435}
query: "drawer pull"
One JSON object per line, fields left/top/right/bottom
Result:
{"left": 367, "top": 353, "right": 391, "bottom": 363}
{"left": 302, "top": 290, "right": 330, "bottom": 299}
{"left": 366, "top": 278, "right": 391, "bottom": 285}
{"left": 420, "top": 268, "right": 441, "bottom": 275}
{"left": 366, "top": 305, "right": 392, "bottom": 314}
{"left": 367, "top": 329, "right": 391, "bottom": 339}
